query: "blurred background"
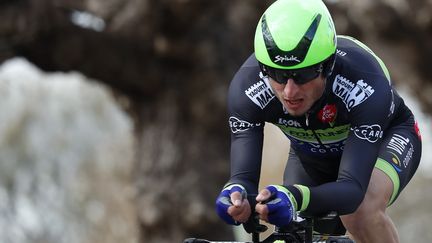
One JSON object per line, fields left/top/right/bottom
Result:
{"left": 0, "top": 0, "right": 430, "bottom": 242}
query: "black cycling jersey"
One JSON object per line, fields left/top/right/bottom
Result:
{"left": 226, "top": 36, "right": 421, "bottom": 215}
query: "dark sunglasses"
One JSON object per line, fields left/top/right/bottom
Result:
{"left": 259, "top": 62, "right": 324, "bottom": 85}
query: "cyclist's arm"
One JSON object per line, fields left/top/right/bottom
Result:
{"left": 289, "top": 132, "right": 382, "bottom": 214}
{"left": 225, "top": 57, "right": 268, "bottom": 194}
{"left": 228, "top": 118, "right": 265, "bottom": 194}
{"left": 287, "top": 77, "right": 393, "bottom": 215}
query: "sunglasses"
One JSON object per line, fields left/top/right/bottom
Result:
{"left": 259, "top": 62, "right": 324, "bottom": 85}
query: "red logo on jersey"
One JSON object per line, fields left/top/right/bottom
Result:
{"left": 318, "top": 104, "right": 337, "bottom": 124}
{"left": 414, "top": 120, "right": 422, "bottom": 140}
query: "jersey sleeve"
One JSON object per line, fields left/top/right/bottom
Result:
{"left": 225, "top": 59, "right": 268, "bottom": 194}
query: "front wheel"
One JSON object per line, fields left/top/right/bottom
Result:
{"left": 183, "top": 238, "right": 211, "bottom": 243}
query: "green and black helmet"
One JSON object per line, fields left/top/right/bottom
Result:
{"left": 254, "top": 0, "right": 337, "bottom": 83}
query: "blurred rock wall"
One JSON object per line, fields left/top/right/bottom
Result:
{"left": 0, "top": 58, "right": 137, "bottom": 243}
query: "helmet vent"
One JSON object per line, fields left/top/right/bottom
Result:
{"left": 262, "top": 13, "right": 322, "bottom": 67}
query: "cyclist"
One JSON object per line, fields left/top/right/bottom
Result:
{"left": 215, "top": 0, "right": 422, "bottom": 242}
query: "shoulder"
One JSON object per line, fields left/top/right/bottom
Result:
{"left": 228, "top": 54, "right": 277, "bottom": 116}
{"left": 328, "top": 36, "right": 393, "bottom": 113}
{"left": 335, "top": 35, "right": 391, "bottom": 80}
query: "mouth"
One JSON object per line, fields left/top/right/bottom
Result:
{"left": 283, "top": 98, "right": 304, "bottom": 111}
{"left": 287, "top": 99, "right": 303, "bottom": 105}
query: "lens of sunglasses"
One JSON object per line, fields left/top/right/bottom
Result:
{"left": 260, "top": 62, "right": 323, "bottom": 85}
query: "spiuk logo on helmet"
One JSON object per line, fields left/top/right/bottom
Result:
{"left": 274, "top": 55, "right": 301, "bottom": 64}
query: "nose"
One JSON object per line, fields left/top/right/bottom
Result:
{"left": 283, "top": 78, "right": 299, "bottom": 97}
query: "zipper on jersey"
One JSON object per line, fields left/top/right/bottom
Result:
{"left": 304, "top": 112, "right": 325, "bottom": 147}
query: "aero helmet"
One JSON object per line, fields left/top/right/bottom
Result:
{"left": 254, "top": 0, "right": 337, "bottom": 76}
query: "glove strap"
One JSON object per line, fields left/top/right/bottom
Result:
{"left": 270, "top": 185, "right": 298, "bottom": 212}
{"left": 224, "top": 183, "right": 246, "bottom": 191}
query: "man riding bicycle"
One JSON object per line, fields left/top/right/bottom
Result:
{"left": 215, "top": 0, "right": 422, "bottom": 242}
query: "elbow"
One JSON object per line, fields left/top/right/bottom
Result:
{"left": 338, "top": 187, "right": 365, "bottom": 215}
{"left": 340, "top": 195, "right": 364, "bottom": 215}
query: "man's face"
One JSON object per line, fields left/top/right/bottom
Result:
{"left": 269, "top": 75, "right": 326, "bottom": 117}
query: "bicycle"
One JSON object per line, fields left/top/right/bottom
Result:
{"left": 183, "top": 195, "right": 354, "bottom": 243}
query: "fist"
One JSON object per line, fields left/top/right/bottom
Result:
{"left": 215, "top": 184, "right": 251, "bottom": 225}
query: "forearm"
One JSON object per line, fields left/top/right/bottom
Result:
{"left": 228, "top": 130, "right": 264, "bottom": 194}
{"left": 286, "top": 180, "right": 365, "bottom": 215}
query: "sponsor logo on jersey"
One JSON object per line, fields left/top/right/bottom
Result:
{"left": 289, "top": 137, "right": 346, "bottom": 155}
{"left": 336, "top": 49, "right": 347, "bottom": 57}
{"left": 350, "top": 124, "right": 383, "bottom": 143}
{"left": 277, "top": 118, "right": 302, "bottom": 128}
{"left": 387, "top": 134, "right": 410, "bottom": 155}
{"left": 275, "top": 124, "right": 350, "bottom": 144}
{"left": 389, "top": 145, "right": 413, "bottom": 171}
{"left": 309, "top": 141, "right": 346, "bottom": 154}
{"left": 332, "top": 75, "right": 375, "bottom": 111}
{"left": 317, "top": 104, "right": 337, "bottom": 126}
{"left": 245, "top": 79, "right": 275, "bottom": 109}
{"left": 403, "top": 144, "right": 414, "bottom": 168}
{"left": 386, "top": 133, "right": 413, "bottom": 169}
{"left": 390, "top": 155, "right": 402, "bottom": 172}
{"left": 229, "top": 116, "right": 262, "bottom": 133}
{"left": 277, "top": 124, "right": 349, "bottom": 155}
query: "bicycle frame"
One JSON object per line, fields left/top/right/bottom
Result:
{"left": 250, "top": 213, "right": 314, "bottom": 243}
{"left": 184, "top": 212, "right": 353, "bottom": 243}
